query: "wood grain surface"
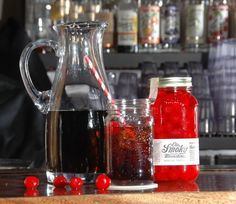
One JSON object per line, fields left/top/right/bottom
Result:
{"left": 0, "top": 192, "right": 236, "bottom": 204}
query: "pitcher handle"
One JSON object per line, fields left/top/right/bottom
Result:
{"left": 19, "top": 39, "right": 58, "bottom": 114}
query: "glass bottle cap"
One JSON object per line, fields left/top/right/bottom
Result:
{"left": 158, "top": 77, "right": 192, "bottom": 87}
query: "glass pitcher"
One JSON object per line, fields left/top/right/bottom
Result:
{"left": 19, "top": 21, "right": 110, "bottom": 183}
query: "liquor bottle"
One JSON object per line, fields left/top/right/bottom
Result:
{"left": 230, "top": 0, "right": 236, "bottom": 38}
{"left": 136, "top": 0, "right": 142, "bottom": 7}
{"left": 25, "top": 0, "right": 54, "bottom": 41}
{"left": 161, "top": 0, "right": 181, "bottom": 50}
{"left": 139, "top": 0, "right": 161, "bottom": 52}
{"left": 69, "top": 0, "right": 84, "bottom": 21}
{"left": 207, "top": 0, "right": 229, "bottom": 43}
{"left": 51, "top": 0, "right": 72, "bottom": 24}
{"left": 82, "top": 0, "right": 102, "bottom": 21}
{"left": 96, "top": 0, "right": 116, "bottom": 53}
{"left": 184, "top": 0, "right": 208, "bottom": 51}
{"left": 116, "top": 0, "right": 138, "bottom": 53}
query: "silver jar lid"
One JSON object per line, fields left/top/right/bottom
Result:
{"left": 158, "top": 77, "right": 192, "bottom": 87}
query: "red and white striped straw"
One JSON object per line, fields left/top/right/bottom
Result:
{"left": 84, "top": 55, "right": 115, "bottom": 104}
{"left": 84, "top": 55, "right": 126, "bottom": 124}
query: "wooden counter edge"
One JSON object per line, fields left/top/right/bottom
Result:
{"left": 0, "top": 191, "right": 236, "bottom": 204}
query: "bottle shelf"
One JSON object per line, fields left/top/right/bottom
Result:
{"left": 39, "top": 51, "right": 209, "bottom": 70}
{"left": 104, "top": 51, "right": 209, "bottom": 69}
{"left": 200, "top": 137, "right": 236, "bottom": 150}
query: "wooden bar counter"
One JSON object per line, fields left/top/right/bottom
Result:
{"left": 0, "top": 168, "right": 235, "bottom": 204}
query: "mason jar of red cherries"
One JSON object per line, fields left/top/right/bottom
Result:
{"left": 152, "top": 77, "right": 200, "bottom": 182}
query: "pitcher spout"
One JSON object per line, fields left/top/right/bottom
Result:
{"left": 53, "top": 21, "right": 108, "bottom": 35}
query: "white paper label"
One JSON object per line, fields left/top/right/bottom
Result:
{"left": 186, "top": 4, "right": 205, "bottom": 38}
{"left": 153, "top": 138, "right": 199, "bottom": 166}
{"left": 117, "top": 10, "right": 138, "bottom": 46}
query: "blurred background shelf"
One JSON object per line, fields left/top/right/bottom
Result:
{"left": 200, "top": 137, "right": 236, "bottom": 150}
{"left": 1, "top": 0, "right": 236, "bottom": 170}
{"left": 40, "top": 51, "right": 209, "bottom": 70}
{"left": 103, "top": 52, "right": 209, "bottom": 69}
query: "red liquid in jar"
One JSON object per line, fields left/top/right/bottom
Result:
{"left": 105, "top": 99, "right": 154, "bottom": 185}
{"left": 153, "top": 84, "right": 200, "bottom": 182}
{"left": 107, "top": 123, "right": 153, "bottom": 185}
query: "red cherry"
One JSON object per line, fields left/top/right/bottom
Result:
{"left": 24, "top": 176, "right": 39, "bottom": 189}
{"left": 53, "top": 187, "right": 68, "bottom": 195}
{"left": 180, "top": 165, "right": 200, "bottom": 181}
{"left": 110, "top": 121, "right": 120, "bottom": 136}
{"left": 122, "top": 125, "right": 136, "bottom": 140}
{"left": 24, "top": 189, "right": 39, "bottom": 197}
{"left": 95, "top": 174, "right": 111, "bottom": 190}
{"left": 53, "top": 175, "right": 67, "bottom": 188}
{"left": 224, "top": 26, "right": 228, "bottom": 32}
{"left": 69, "top": 177, "right": 83, "bottom": 189}
{"left": 167, "top": 166, "right": 180, "bottom": 180}
{"left": 70, "top": 189, "right": 83, "bottom": 195}
{"left": 111, "top": 120, "right": 120, "bottom": 128}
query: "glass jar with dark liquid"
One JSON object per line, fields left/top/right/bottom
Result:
{"left": 105, "top": 99, "right": 155, "bottom": 187}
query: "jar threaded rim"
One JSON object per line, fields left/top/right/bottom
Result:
{"left": 152, "top": 77, "right": 192, "bottom": 88}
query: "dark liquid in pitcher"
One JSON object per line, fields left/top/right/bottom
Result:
{"left": 46, "top": 110, "right": 106, "bottom": 180}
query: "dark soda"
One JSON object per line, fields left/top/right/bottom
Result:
{"left": 46, "top": 110, "right": 106, "bottom": 182}
{"left": 106, "top": 123, "right": 153, "bottom": 185}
